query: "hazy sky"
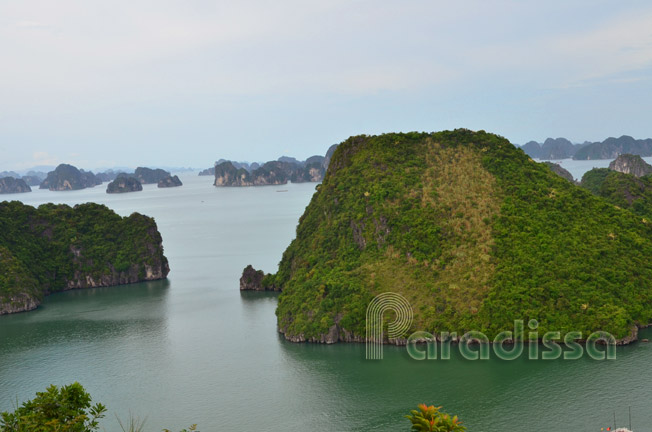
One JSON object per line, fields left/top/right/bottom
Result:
{"left": 2, "top": 1, "right": 652, "bottom": 171}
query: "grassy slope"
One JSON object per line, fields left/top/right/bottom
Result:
{"left": 270, "top": 130, "right": 652, "bottom": 341}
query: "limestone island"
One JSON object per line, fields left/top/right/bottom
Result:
{"left": 242, "top": 129, "right": 652, "bottom": 345}
{"left": 608, "top": 154, "right": 652, "bottom": 177}
{"left": 0, "top": 177, "right": 32, "bottom": 194}
{"left": 158, "top": 175, "right": 183, "bottom": 188}
{"left": 106, "top": 176, "right": 143, "bottom": 194}
{"left": 0, "top": 201, "right": 169, "bottom": 315}
{"left": 39, "top": 164, "right": 101, "bottom": 191}
{"left": 212, "top": 145, "right": 338, "bottom": 187}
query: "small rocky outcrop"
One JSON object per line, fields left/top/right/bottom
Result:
{"left": 239, "top": 265, "right": 280, "bottom": 291}
{"left": 0, "top": 177, "right": 32, "bottom": 194}
{"left": 543, "top": 162, "right": 575, "bottom": 182}
{"left": 106, "top": 176, "right": 143, "bottom": 193}
{"left": 240, "top": 265, "right": 265, "bottom": 291}
{"left": 39, "top": 164, "right": 100, "bottom": 191}
{"left": 608, "top": 154, "right": 652, "bottom": 177}
{"left": 158, "top": 175, "right": 183, "bottom": 188}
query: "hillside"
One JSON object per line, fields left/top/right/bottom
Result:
{"left": 259, "top": 129, "right": 652, "bottom": 343}
{"left": 0, "top": 201, "right": 169, "bottom": 314}
{"left": 581, "top": 168, "right": 652, "bottom": 219}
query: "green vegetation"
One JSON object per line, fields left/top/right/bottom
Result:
{"left": 581, "top": 168, "right": 652, "bottom": 219}
{"left": 405, "top": 404, "right": 465, "bottom": 432}
{"left": 267, "top": 130, "right": 652, "bottom": 342}
{"left": 0, "top": 201, "right": 169, "bottom": 313}
{"left": 0, "top": 383, "right": 106, "bottom": 432}
{"left": 0, "top": 383, "right": 197, "bottom": 432}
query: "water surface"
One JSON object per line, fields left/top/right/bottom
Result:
{"left": 1, "top": 170, "right": 651, "bottom": 431}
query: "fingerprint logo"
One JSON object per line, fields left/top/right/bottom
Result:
{"left": 366, "top": 292, "right": 413, "bottom": 360}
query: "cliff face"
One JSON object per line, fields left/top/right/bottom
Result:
{"left": 106, "top": 176, "right": 143, "bottom": 193}
{"left": 39, "top": 164, "right": 100, "bottom": 191}
{"left": 0, "top": 202, "right": 169, "bottom": 315}
{"left": 157, "top": 175, "right": 183, "bottom": 188}
{"left": 263, "top": 130, "right": 652, "bottom": 344}
{"left": 608, "top": 154, "right": 652, "bottom": 177}
{"left": 0, "top": 177, "right": 32, "bottom": 194}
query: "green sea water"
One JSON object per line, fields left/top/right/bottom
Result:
{"left": 1, "top": 172, "right": 652, "bottom": 431}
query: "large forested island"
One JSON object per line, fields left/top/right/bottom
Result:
{"left": 0, "top": 201, "right": 169, "bottom": 314}
{"left": 253, "top": 129, "right": 652, "bottom": 344}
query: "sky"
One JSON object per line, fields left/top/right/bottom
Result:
{"left": 2, "top": 0, "right": 652, "bottom": 172}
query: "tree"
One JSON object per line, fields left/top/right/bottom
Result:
{"left": 0, "top": 382, "right": 106, "bottom": 432}
{"left": 405, "top": 404, "right": 465, "bottom": 432}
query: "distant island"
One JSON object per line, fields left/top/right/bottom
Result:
{"left": 39, "top": 164, "right": 101, "bottom": 191}
{"left": 243, "top": 130, "right": 652, "bottom": 344}
{"left": 0, "top": 201, "right": 169, "bottom": 315}
{"left": 0, "top": 177, "right": 32, "bottom": 194}
{"left": 106, "top": 176, "right": 143, "bottom": 194}
{"left": 212, "top": 144, "right": 338, "bottom": 187}
{"left": 158, "top": 175, "right": 183, "bottom": 188}
{"left": 521, "top": 135, "right": 652, "bottom": 160}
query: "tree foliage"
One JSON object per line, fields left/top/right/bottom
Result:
{"left": 405, "top": 404, "right": 465, "bottom": 432}
{"left": 0, "top": 383, "right": 106, "bottom": 432}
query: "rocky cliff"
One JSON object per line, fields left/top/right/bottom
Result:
{"left": 0, "top": 177, "right": 32, "bottom": 194}
{"left": 543, "top": 162, "right": 575, "bottom": 182}
{"left": 0, "top": 201, "right": 169, "bottom": 315}
{"left": 259, "top": 129, "right": 652, "bottom": 344}
{"left": 158, "top": 175, "right": 183, "bottom": 188}
{"left": 608, "top": 154, "right": 652, "bottom": 177}
{"left": 106, "top": 176, "right": 143, "bottom": 193}
{"left": 39, "top": 164, "right": 100, "bottom": 191}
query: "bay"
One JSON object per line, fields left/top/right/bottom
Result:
{"left": 1, "top": 164, "right": 651, "bottom": 431}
